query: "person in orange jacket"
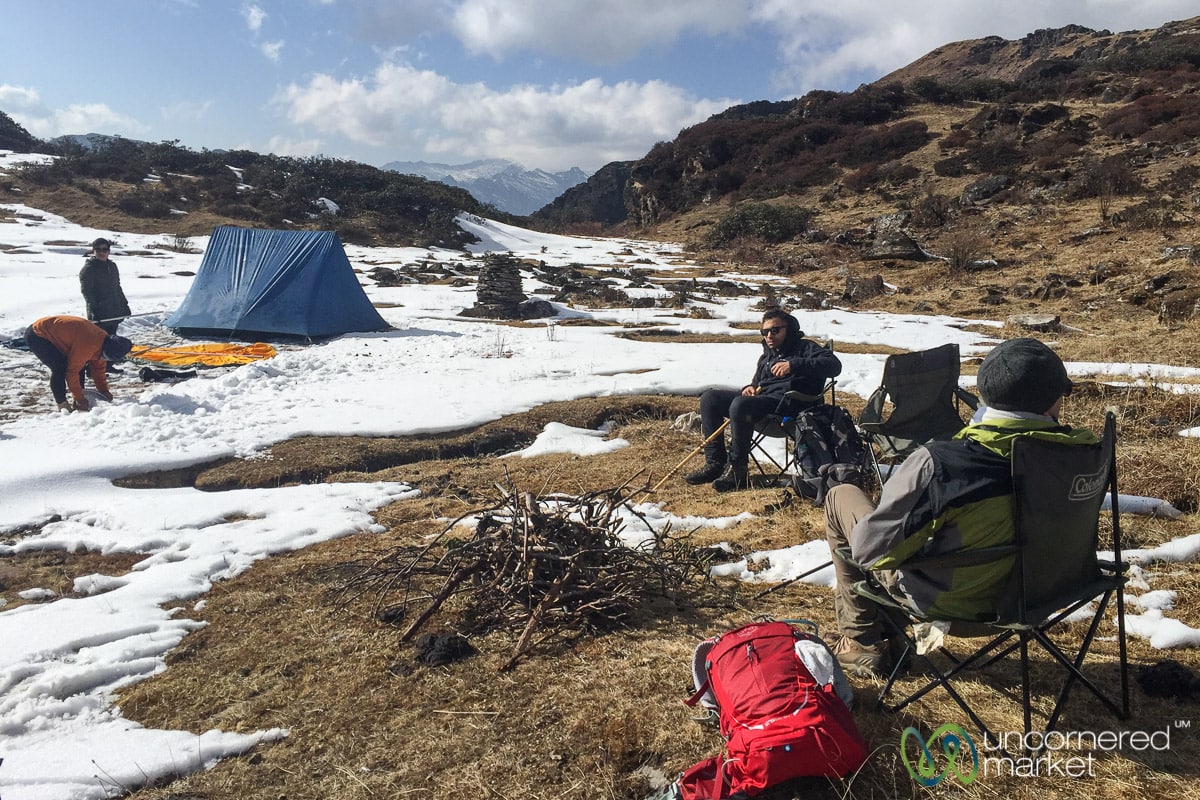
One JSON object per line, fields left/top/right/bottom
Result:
{"left": 23, "top": 315, "right": 133, "bottom": 411}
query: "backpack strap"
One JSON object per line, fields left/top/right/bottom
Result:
{"left": 684, "top": 638, "right": 718, "bottom": 710}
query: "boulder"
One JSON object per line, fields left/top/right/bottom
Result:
{"left": 844, "top": 274, "right": 886, "bottom": 303}
{"left": 961, "top": 174, "right": 1011, "bottom": 204}
{"left": 1006, "top": 313, "right": 1061, "bottom": 332}
{"left": 865, "top": 232, "right": 927, "bottom": 261}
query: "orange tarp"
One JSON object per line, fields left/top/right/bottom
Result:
{"left": 130, "top": 342, "right": 277, "bottom": 367}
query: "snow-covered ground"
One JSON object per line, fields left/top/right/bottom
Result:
{"left": 2, "top": 150, "right": 1198, "bottom": 799}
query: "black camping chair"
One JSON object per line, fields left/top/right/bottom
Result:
{"left": 857, "top": 343, "right": 978, "bottom": 486}
{"left": 844, "top": 412, "right": 1129, "bottom": 753}
{"left": 748, "top": 378, "right": 835, "bottom": 487}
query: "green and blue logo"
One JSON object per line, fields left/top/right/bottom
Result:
{"left": 900, "top": 724, "right": 980, "bottom": 786}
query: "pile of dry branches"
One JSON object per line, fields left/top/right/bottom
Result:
{"left": 337, "top": 477, "right": 729, "bottom": 670}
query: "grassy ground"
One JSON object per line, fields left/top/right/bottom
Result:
{"left": 2, "top": 368, "right": 1180, "bottom": 800}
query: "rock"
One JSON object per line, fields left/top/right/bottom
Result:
{"left": 671, "top": 412, "right": 702, "bottom": 434}
{"left": 1161, "top": 245, "right": 1195, "bottom": 261}
{"left": 516, "top": 298, "right": 556, "bottom": 320}
{"left": 844, "top": 274, "right": 885, "bottom": 303}
{"left": 871, "top": 212, "right": 910, "bottom": 237}
{"left": 1158, "top": 288, "right": 1200, "bottom": 325}
{"left": 981, "top": 288, "right": 1006, "bottom": 306}
{"left": 1007, "top": 313, "right": 1061, "bottom": 332}
{"left": 865, "top": 233, "right": 927, "bottom": 261}
{"left": 462, "top": 255, "right": 529, "bottom": 318}
{"left": 961, "top": 174, "right": 1011, "bottom": 204}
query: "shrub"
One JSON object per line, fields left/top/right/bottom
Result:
{"left": 943, "top": 228, "right": 990, "bottom": 272}
{"left": 704, "top": 203, "right": 814, "bottom": 246}
{"left": 1118, "top": 199, "right": 1188, "bottom": 232}
{"left": 1069, "top": 156, "right": 1143, "bottom": 201}
{"left": 1100, "top": 94, "right": 1200, "bottom": 140}
{"left": 911, "top": 188, "right": 955, "bottom": 228}
{"left": 116, "top": 188, "right": 171, "bottom": 218}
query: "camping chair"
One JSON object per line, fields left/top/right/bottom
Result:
{"left": 747, "top": 382, "right": 835, "bottom": 486}
{"left": 857, "top": 343, "right": 978, "bottom": 486}
{"left": 844, "top": 412, "right": 1129, "bottom": 753}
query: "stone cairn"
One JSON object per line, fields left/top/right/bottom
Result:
{"left": 464, "top": 254, "right": 528, "bottom": 318}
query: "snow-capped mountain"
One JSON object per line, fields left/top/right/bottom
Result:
{"left": 382, "top": 158, "right": 588, "bottom": 216}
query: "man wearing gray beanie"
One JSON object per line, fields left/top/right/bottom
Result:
{"left": 822, "top": 337, "right": 1094, "bottom": 678}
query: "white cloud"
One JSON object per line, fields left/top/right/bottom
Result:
{"left": 261, "top": 40, "right": 285, "bottom": 61}
{"left": 243, "top": 3, "right": 267, "bottom": 32}
{"left": 450, "top": 0, "right": 755, "bottom": 63}
{"left": 273, "top": 62, "right": 735, "bottom": 171}
{"left": 0, "top": 84, "right": 46, "bottom": 114}
{"left": 1, "top": 85, "right": 148, "bottom": 139}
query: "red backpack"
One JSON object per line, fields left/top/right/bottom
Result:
{"left": 676, "top": 620, "right": 867, "bottom": 800}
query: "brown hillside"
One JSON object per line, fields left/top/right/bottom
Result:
{"left": 879, "top": 17, "right": 1200, "bottom": 86}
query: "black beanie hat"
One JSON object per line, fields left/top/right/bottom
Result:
{"left": 977, "top": 338, "right": 1072, "bottom": 413}
{"left": 102, "top": 334, "right": 133, "bottom": 362}
{"left": 91, "top": 237, "right": 112, "bottom": 252}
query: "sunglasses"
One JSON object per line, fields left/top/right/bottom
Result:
{"left": 95, "top": 248, "right": 110, "bottom": 253}
{"left": 760, "top": 325, "right": 786, "bottom": 336}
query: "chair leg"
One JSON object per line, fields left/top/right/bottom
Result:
{"left": 1020, "top": 636, "right": 1033, "bottom": 747}
{"left": 1116, "top": 576, "right": 1131, "bottom": 718}
{"left": 1036, "top": 590, "right": 1128, "bottom": 731}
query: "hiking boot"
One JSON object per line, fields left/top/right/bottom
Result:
{"left": 712, "top": 463, "right": 749, "bottom": 492}
{"left": 684, "top": 460, "right": 726, "bottom": 485}
{"left": 834, "top": 636, "right": 888, "bottom": 679}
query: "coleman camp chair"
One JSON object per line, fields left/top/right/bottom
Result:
{"left": 846, "top": 412, "right": 1129, "bottom": 752}
{"left": 857, "top": 343, "right": 978, "bottom": 485}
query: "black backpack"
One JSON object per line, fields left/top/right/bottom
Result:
{"left": 789, "top": 403, "right": 870, "bottom": 505}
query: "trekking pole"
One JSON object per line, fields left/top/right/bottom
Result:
{"left": 93, "top": 312, "right": 162, "bottom": 324}
{"left": 638, "top": 419, "right": 730, "bottom": 503}
{"left": 752, "top": 559, "right": 834, "bottom": 600}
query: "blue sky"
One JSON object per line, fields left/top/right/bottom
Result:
{"left": 1, "top": 1, "right": 1196, "bottom": 173}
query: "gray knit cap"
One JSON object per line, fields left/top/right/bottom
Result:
{"left": 977, "top": 338, "right": 1072, "bottom": 413}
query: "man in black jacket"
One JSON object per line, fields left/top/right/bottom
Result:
{"left": 685, "top": 309, "right": 842, "bottom": 492}
{"left": 79, "top": 237, "right": 131, "bottom": 336}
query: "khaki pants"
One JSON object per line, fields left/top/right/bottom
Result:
{"left": 824, "top": 483, "right": 906, "bottom": 647}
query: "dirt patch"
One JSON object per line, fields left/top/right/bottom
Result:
{"left": 0, "top": 549, "right": 144, "bottom": 611}
{"left": 167, "top": 395, "right": 696, "bottom": 492}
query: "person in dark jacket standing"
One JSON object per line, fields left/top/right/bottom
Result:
{"left": 24, "top": 315, "right": 133, "bottom": 412}
{"left": 79, "top": 237, "right": 131, "bottom": 335}
{"left": 685, "top": 308, "right": 842, "bottom": 492}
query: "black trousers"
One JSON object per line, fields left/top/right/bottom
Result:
{"left": 24, "top": 326, "right": 73, "bottom": 403}
{"left": 698, "top": 389, "right": 781, "bottom": 466}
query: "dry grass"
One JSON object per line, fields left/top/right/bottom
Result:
{"left": 13, "top": 373, "right": 1176, "bottom": 800}
{"left": 8, "top": 310, "right": 1200, "bottom": 799}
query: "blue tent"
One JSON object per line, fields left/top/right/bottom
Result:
{"left": 166, "top": 226, "right": 389, "bottom": 337}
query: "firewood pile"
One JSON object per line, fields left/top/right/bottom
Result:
{"left": 336, "top": 477, "right": 729, "bottom": 670}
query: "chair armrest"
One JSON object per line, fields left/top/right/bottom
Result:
{"left": 857, "top": 386, "right": 888, "bottom": 428}
{"left": 775, "top": 390, "right": 823, "bottom": 415}
{"left": 849, "top": 580, "right": 913, "bottom": 613}
{"left": 955, "top": 386, "right": 980, "bottom": 411}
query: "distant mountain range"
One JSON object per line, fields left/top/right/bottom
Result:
{"left": 382, "top": 158, "right": 588, "bottom": 216}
